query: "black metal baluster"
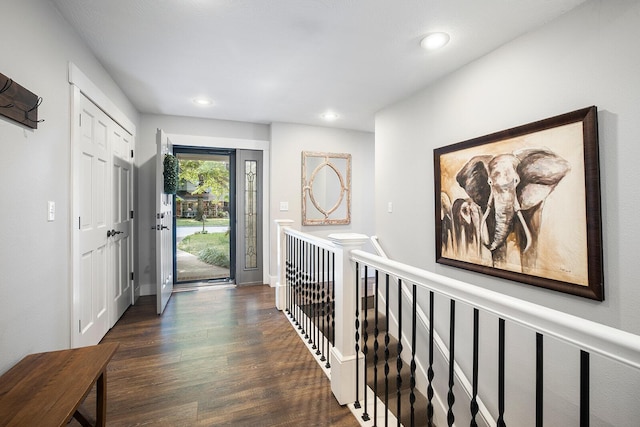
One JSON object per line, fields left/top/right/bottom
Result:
{"left": 497, "top": 318, "right": 506, "bottom": 427}
{"left": 308, "top": 242, "right": 314, "bottom": 345}
{"left": 536, "top": 333, "right": 543, "bottom": 427}
{"left": 410, "top": 284, "right": 417, "bottom": 427}
{"left": 299, "top": 238, "right": 304, "bottom": 330}
{"left": 288, "top": 235, "right": 293, "bottom": 318}
{"left": 427, "top": 291, "right": 435, "bottom": 427}
{"left": 285, "top": 234, "right": 291, "bottom": 316}
{"left": 315, "top": 246, "right": 320, "bottom": 354}
{"left": 471, "top": 308, "right": 480, "bottom": 427}
{"left": 295, "top": 237, "right": 301, "bottom": 329}
{"left": 384, "top": 274, "right": 390, "bottom": 427}
{"left": 307, "top": 242, "right": 312, "bottom": 340}
{"left": 292, "top": 237, "right": 298, "bottom": 326}
{"left": 355, "top": 262, "right": 362, "bottom": 410}
{"left": 374, "top": 270, "right": 380, "bottom": 426}
{"left": 303, "top": 241, "right": 309, "bottom": 339}
{"left": 580, "top": 350, "right": 590, "bottom": 427}
{"left": 285, "top": 234, "right": 289, "bottom": 315}
{"left": 300, "top": 239, "right": 305, "bottom": 331}
{"left": 289, "top": 234, "right": 293, "bottom": 317}
{"left": 321, "top": 249, "right": 327, "bottom": 363}
{"left": 396, "top": 279, "right": 403, "bottom": 426}
{"left": 307, "top": 242, "right": 313, "bottom": 344}
{"left": 362, "top": 266, "right": 370, "bottom": 421}
{"left": 447, "top": 300, "right": 455, "bottom": 427}
{"left": 313, "top": 245, "right": 317, "bottom": 349}
{"left": 326, "top": 251, "right": 335, "bottom": 368}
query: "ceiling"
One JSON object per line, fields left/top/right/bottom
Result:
{"left": 51, "top": 0, "right": 586, "bottom": 132}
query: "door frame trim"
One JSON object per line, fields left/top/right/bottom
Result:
{"left": 68, "top": 63, "right": 136, "bottom": 135}
{"left": 168, "top": 134, "right": 270, "bottom": 285}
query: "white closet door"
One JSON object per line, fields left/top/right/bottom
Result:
{"left": 72, "top": 91, "right": 134, "bottom": 347}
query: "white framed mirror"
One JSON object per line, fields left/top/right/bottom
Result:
{"left": 302, "top": 151, "right": 351, "bottom": 225}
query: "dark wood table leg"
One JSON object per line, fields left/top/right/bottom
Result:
{"left": 96, "top": 370, "right": 107, "bottom": 427}
{"left": 73, "top": 406, "right": 94, "bottom": 427}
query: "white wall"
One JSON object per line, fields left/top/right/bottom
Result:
{"left": 269, "top": 122, "right": 375, "bottom": 279}
{"left": 0, "top": 0, "right": 139, "bottom": 374}
{"left": 375, "top": 0, "right": 640, "bottom": 424}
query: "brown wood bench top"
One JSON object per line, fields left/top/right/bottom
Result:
{"left": 0, "top": 342, "right": 119, "bottom": 427}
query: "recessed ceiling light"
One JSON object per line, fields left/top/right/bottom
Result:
{"left": 321, "top": 111, "right": 339, "bottom": 121}
{"left": 420, "top": 32, "right": 450, "bottom": 50}
{"left": 193, "top": 97, "right": 213, "bottom": 106}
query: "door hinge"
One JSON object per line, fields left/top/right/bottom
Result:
{"left": 130, "top": 149, "right": 134, "bottom": 158}
{"left": 79, "top": 114, "right": 82, "bottom": 127}
{"left": 130, "top": 210, "right": 134, "bottom": 219}
{"left": 78, "top": 216, "right": 81, "bottom": 230}
{"left": 130, "top": 272, "right": 134, "bottom": 281}
{"left": 78, "top": 320, "right": 81, "bottom": 333}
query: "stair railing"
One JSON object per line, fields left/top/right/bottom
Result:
{"left": 349, "top": 248, "right": 640, "bottom": 426}
{"left": 274, "top": 221, "right": 369, "bottom": 404}
{"left": 275, "top": 222, "right": 640, "bottom": 426}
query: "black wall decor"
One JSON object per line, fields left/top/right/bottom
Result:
{"left": 0, "top": 72, "right": 43, "bottom": 129}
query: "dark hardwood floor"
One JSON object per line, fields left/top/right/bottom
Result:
{"left": 71, "top": 285, "right": 357, "bottom": 426}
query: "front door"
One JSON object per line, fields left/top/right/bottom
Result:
{"left": 173, "top": 148, "right": 233, "bottom": 283}
{"left": 156, "top": 129, "right": 174, "bottom": 314}
{"left": 235, "top": 150, "right": 263, "bottom": 285}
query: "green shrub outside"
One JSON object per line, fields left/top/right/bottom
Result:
{"left": 198, "top": 247, "right": 230, "bottom": 268}
{"left": 178, "top": 232, "right": 229, "bottom": 268}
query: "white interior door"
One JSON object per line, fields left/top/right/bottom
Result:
{"left": 110, "top": 127, "right": 133, "bottom": 324}
{"left": 72, "top": 91, "right": 135, "bottom": 347}
{"left": 156, "top": 129, "right": 174, "bottom": 314}
{"left": 73, "top": 94, "right": 111, "bottom": 347}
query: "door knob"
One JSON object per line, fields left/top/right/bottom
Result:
{"left": 107, "top": 229, "right": 123, "bottom": 237}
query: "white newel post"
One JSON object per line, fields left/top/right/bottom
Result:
{"left": 274, "top": 219, "right": 295, "bottom": 311}
{"left": 328, "top": 233, "right": 369, "bottom": 406}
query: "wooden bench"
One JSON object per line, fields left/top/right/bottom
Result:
{"left": 0, "top": 342, "right": 119, "bottom": 427}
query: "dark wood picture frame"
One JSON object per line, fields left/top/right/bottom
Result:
{"left": 434, "top": 106, "right": 603, "bottom": 300}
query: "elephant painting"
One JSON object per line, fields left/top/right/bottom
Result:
{"left": 451, "top": 198, "right": 482, "bottom": 257}
{"left": 456, "top": 148, "right": 570, "bottom": 273}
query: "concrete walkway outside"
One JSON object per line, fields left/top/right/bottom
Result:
{"left": 176, "top": 249, "right": 230, "bottom": 282}
{"left": 176, "top": 226, "right": 230, "bottom": 282}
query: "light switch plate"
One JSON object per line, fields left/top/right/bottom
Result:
{"left": 47, "top": 201, "right": 55, "bottom": 221}
{"left": 280, "top": 201, "right": 289, "bottom": 212}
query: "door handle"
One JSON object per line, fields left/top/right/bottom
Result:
{"left": 107, "top": 229, "right": 123, "bottom": 237}
{"left": 154, "top": 225, "right": 169, "bottom": 231}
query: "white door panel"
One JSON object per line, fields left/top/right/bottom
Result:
{"left": 74, "top": 96, "right": 110, "bottom": 346}
{"left": 111, "top": 127, "right": 133, "bottom": 324}
{"left": 156, "top": 129, "right": 174, "bottom": 314}
{"left": 72, "top": 92, "right": 134, "bottom": 347}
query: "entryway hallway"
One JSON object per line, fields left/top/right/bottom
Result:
{"left": 70, "top": 285, "right": 357, "bottom": 426}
